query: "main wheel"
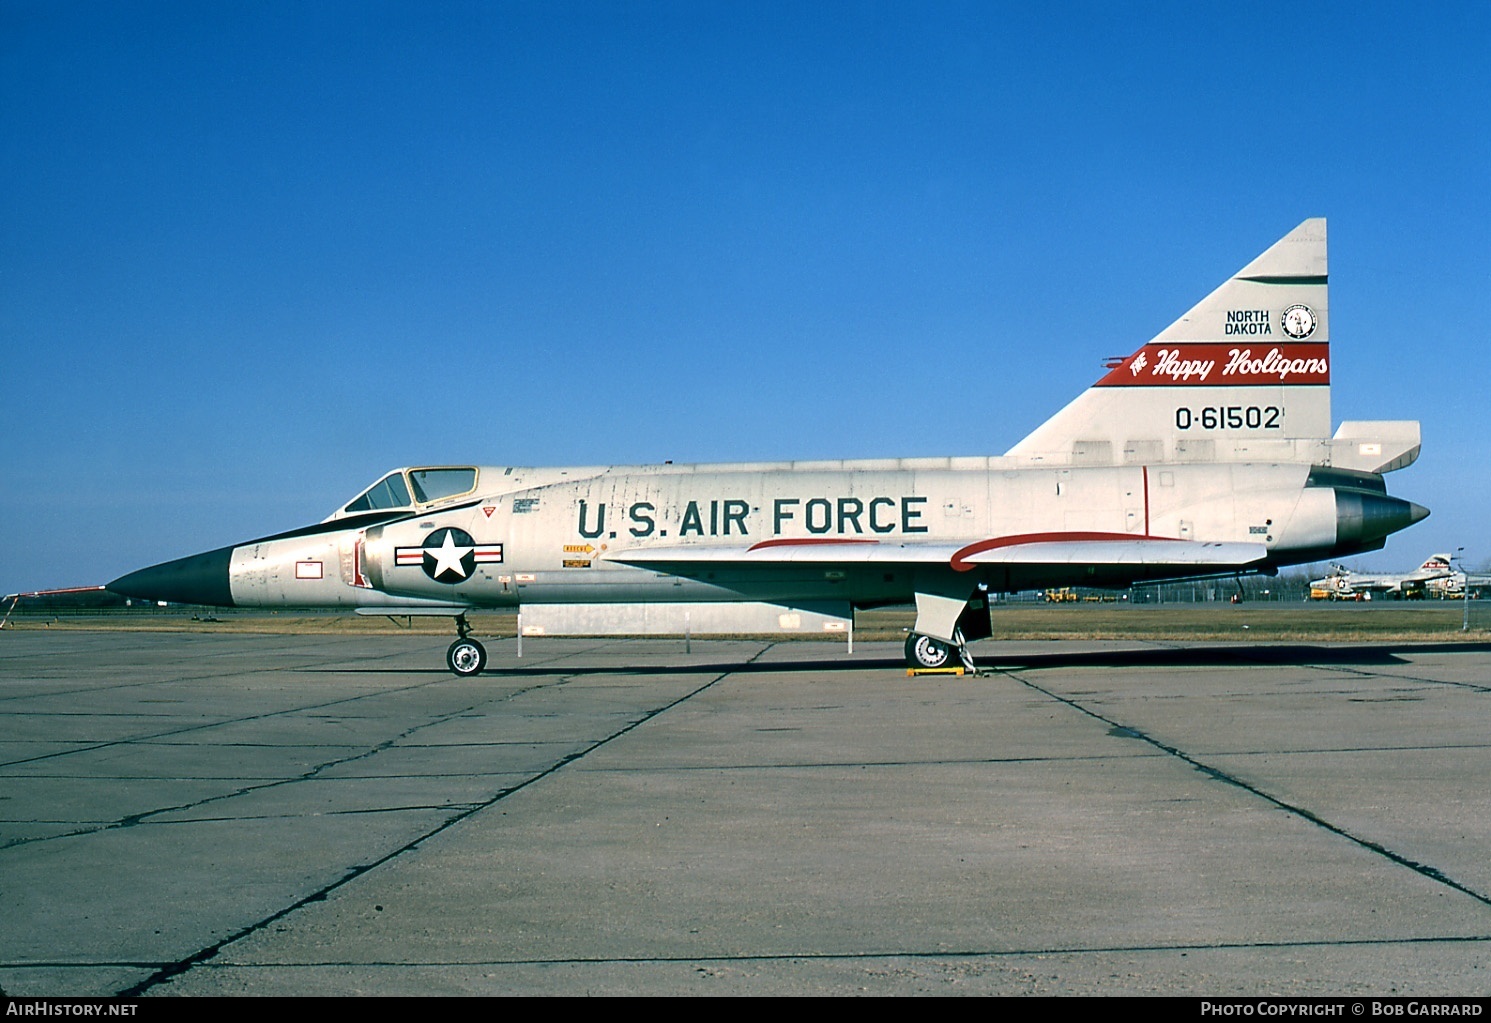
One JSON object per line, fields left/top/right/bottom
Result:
{"left": 905, "top": 633, "right": 952, "bottom": 670}
{"left": 447, "top": 638, "right": 487, "bottom": 677}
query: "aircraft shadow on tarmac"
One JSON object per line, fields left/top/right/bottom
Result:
{"left": 302, "top": 642, "right": 1491, "bottom": 678}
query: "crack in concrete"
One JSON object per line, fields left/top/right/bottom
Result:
{"left": 114, "top": 645, "right": 773, "bottom": 996}
{"left": 0, "top": 674, "right": 570, "bottom": 850}
{"left": 1001, "top": 666, "right": 1491, "bottom": 910}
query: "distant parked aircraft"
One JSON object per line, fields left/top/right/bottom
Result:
{"left": 1309, "top": 554, "right": 1454, "bottom": 600}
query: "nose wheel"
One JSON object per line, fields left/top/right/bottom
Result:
{"left": 447, "top": 638, "right": 487, "bottom": 676}
{"left": 446, "top": 614, "right": 487, "bottom": 677}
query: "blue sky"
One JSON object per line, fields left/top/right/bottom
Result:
{"left": 3, "top": 0, "right": 1488, "bottom": 594}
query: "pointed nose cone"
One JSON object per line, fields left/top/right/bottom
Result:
{"left": 1407, "top": 502, "right": 1431, "bottom": 526}
{"left": 109, "top": 547, "right": 236, "bottom": 607}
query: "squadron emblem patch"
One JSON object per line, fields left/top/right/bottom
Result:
{"left": 1280, "top": 304, "right": 1318, "bottom": 339}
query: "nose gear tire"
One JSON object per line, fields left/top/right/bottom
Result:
{"left": 447, "top": 638, "right": 487, "bottom": 677}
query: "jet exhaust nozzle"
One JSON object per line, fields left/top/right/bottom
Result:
{"left": 1335, "top": 491, "right": 1429, "bottom": 548}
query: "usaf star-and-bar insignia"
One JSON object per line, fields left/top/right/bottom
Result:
{"left": 395, "top": 527, "right": 503, "bottom": 583}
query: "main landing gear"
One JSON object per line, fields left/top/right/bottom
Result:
{"left": 904, "top": 630, "right": 977, "bottom": 672}
{"left": 905, "top": 633, "right": 953, "bottom": 669}
{"left": 446, "top": 613, "right": 487, "bottom": 677}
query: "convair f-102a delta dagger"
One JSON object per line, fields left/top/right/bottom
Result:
{"left": 110, "top": 219, "right": 1428, "bottom": 674}
{"left": 1310, "top": 554, "right": 1455, "bottom": 600}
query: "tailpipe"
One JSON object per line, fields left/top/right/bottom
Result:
{"left": 1336, "top": 491, "right": 1430, "bottom": 548}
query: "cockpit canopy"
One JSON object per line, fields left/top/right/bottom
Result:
{"left": 336, "top": 467, "right": 478, "bottom": 517}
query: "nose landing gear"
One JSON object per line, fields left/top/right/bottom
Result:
{"left": 446, "top": 613, "right": 487, "bottom": 677}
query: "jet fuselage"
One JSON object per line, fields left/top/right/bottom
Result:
{"left": 120, "top": 459, "right": 1422, "bottom": 615}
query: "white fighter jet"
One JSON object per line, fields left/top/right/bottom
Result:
{"left": 111, "top": 219, "right": 1428, "bottom": 674}
{"left": 1310, "top": 554, "right": 1455, "bottom": 599}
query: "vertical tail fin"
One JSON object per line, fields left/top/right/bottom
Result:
{"left": 1006, "top": 219, "right": 1331, "bottom": 465}
{"left": 1420, "top": 554, "right": 1453, "bottom": 574}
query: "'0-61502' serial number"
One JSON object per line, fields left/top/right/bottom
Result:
{"left": 1175, "top": 406, "right": 1282, "bottom": 430}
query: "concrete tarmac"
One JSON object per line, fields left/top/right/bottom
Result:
{"left": 2, "top": 630, "right": 1490, "bottom": 997}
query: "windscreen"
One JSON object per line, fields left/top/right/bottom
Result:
{"left": 408, "top": 467, "right": 477, "bottom": 503}
{"left": 342, "top": 472, "right": 413, "bottom": 513}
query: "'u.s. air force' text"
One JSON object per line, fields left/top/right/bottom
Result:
{"left": 578, "top": 497, "right": 929, "bottom": 539}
